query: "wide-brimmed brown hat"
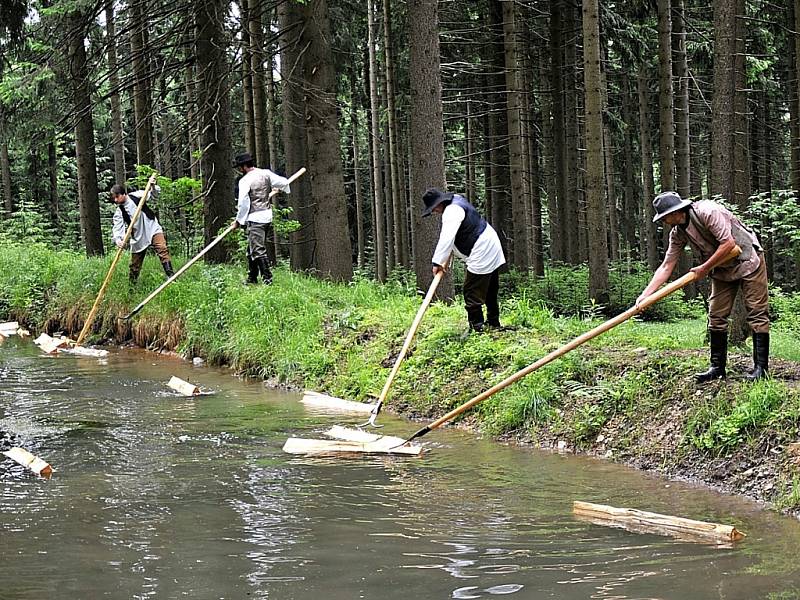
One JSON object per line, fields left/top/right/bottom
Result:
{"left": 652, "top": 191, "right": 692, "bottom": 222}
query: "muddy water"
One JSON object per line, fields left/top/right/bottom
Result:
{"left": 1, "top": 337, "right": 799, "bottom": 600}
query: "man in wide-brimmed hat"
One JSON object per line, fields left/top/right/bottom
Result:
{"left": 422, "top": 188, "right": 506, "bottom": 332}
{"left": 232, "top": 152, "right": 291, "bottom": 284}
{"left": 636, "top": 191, "right": 770, "bottom": 382}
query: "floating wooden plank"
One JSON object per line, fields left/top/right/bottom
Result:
{"left": 60, "top": 346, "right": 109, "bottom": 358}
{"left": 573, "top": 501, "right": 745, "bottom": 543}
{"left": 324, "top": 425, "right": 412, "bottom": 447}
{"left": 16, "top": 328, "right": 30, "bottom": 338}
{"left": 282, "top": 436, "right": 423, "bottom": 456}
{"left": 300, "top": 390, "right": 375, "bottom": 414}
{"left": 2, "top": 447, "right": 54, "bottom": 478}
{"left": 34, "top": 333, "right": 70, "bottom": 355}
{"left": 167, "top": 376, "right": 201, "bottom": 396}
{"left": 0, "top": 321, "right": 19, "bottom": 334}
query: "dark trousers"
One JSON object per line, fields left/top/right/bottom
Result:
{"left": 129, "top": 233, "right": 171, "bottom": 282}
{"left": 463, "top": 268, "right": 501, "bottom": 327}
{"left": 246, "top": 222, "right": 273, "bottom": 262}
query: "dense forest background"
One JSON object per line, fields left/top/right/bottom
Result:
{"left": 1, "top": 0, "right": 799, "bottom": 306}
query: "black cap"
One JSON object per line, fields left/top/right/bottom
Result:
{"left": 652, "top": 191, "right": 692, "bottom": 223}
{"left": 233, "top": 152, "right": 254, "bottom": 168}
{"left": 421, "top": 188, "right": 454, "bottom": 217}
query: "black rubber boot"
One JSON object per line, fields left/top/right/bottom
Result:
{"left": 257, "top": 257, "right": 273, "bottom": 284}
{"left": 162, "top": 261, "right": 174, "bottom": 279}
{"left": 696, "top": 330, "right": 727, "bottom": 384}
{"left": 746, "top": 332, "right": 770, "bottom": 381}
{"left": 246, "top": 258, "right": 259, "bottom": 284}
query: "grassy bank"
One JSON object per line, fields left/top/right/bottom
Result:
{"left": 2, "top": 242, "right": 800, "bottom": 512}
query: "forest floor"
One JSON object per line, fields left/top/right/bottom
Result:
{"left": 1, "top": 242, "right": 799, "bottom": 516}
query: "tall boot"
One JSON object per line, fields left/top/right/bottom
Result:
{"left": 746, "top": 332, "right": 769, "bottom": 381}
{"left": 256, "top": 257, "right": 273, "bottom": 284}
{"left": 696, "top": 330, "right": 727, "bottom": 384}
{"left": 246, "top": 258, "right": 259, "bottom": 284}
{"left": 466, "top": 306, "right": 485, "bottom": 332}
{"left": 161, "top": 260, "right": 174, "bottom": 279}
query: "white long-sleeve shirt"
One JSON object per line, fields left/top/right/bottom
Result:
{"left": 112, "top": 198, "right": 163, "bottom": 253}
{"left": 432, "top": 203, "right": 506, "bottom": 275}
{"left": 235, "top": 168, "right": 291, "bottom": 226}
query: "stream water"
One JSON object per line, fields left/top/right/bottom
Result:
{"left": 1, "top": 337, "right": 799, "bottom": 599}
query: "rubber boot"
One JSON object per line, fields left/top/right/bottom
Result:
{"left": 746, "top": 332, "right": 769, "bottom": 381}
{"left": 466, "top": 306, "right": 485, "bottom": 333}
{"left": 257, "top": 257, "right": 273, "bottom": 284}
{"left": 696, "top": 330, "right": 727, "bottom": 384}
{"left": 161, "top": 261, "right": 174, "bottom": 279}
{"left": 246, "top": 258, "right": 259, "bottom": 284}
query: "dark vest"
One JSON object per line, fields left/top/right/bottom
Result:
{"left": 451, "top": 195, "right": 487, "bottom": 256}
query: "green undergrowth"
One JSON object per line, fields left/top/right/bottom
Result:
{"left": 3, "top": 242, "right": 800, "bottom": 509}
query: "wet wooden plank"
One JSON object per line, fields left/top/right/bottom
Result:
{"left": 573, "top": 500, "right": 745, "bottom": 543}
{"left": 282, "top": 436, "right": 422, "bottom": 456}
{"left": 34, "top": 333, "right": 70, "bottom": 355}
{"left": 325, "top": 425, "right": 405, "bottom": 445}
{"left": 2, "top": 447, "right": 54, "bottom": 478}
{"left": 300, "top": 391, "right": 375, "bottom": 414}
{"left": 167, "top": 376, "right": 200, "bottom": 396}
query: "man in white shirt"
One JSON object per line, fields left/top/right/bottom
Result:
{"left": 423, "top": 188, "right": 506, "bottom": 332}
{"left": 110, "top": 184, "right": 173, "bottom": 285}
{"left": 232, "top": 153, "right": 291, "bottom": 284}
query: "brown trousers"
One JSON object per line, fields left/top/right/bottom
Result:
{"left": 130, "top": 233, "right": 171, "bottom": 281}
{"left": 708, "top": 252, "right": 769, "bottom": 333}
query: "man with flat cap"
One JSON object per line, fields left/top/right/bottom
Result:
{"left": 636, "top": 191, "right": 769, "bottom": 382}
{"left": 232, "top": 152, "right": 291, "bottom": 284}
{"left": 422, "top": 188, "right": 506, "bottom": 332}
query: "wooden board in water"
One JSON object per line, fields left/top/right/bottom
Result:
{"left": 282, "top": 436, "right": 422, "bottom": 456}
{"left": 325, "top": 425, "right": 405, "bottom": 445}
{"left": 573, "top": 500, "right": 745, "bottom": 543}
{"left": 300, "top": 391, "right": 375, "bottom": 414}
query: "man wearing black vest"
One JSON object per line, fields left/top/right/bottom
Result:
{"left": 422, "top": 188, "right": 506, "bottom": 332}
{"left": 110, "top": 184, "right": 174, "bottom": 285}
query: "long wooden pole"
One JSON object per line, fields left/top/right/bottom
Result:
{"left": 122, "top": 167, "right": 307, "bottom": 320}
{"left": 363, "top": 255, "right": 450, "bottom": 427}
{"left": 400, "top": 246, "right": 742, "bottom": 445}
{"left": 75, "top": 174, "right": 157, "bottom": 346}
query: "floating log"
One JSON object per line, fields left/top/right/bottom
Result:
{"left": 167, "top": 376, "right": 201, "bottom": 396}
{"left": 282, "top": 435, "right": 423, "bottom": 456}
{"left": 300, "top": 390, "right": 375, "bottom": 414}
{"left": 2, "top": 447, "right": 53, "bottom": 478}
{"left": 572, "top": 500, "right": 745, "bottom": 543}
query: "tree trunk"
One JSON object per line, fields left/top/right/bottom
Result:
{"left": 106, "top": 0, "right": 126, "bottom": 183}
{"left": 502, "top": 0, "right": 529, "bottom": 269}
{"left": 549, "top": 0, "right": 566, "bottom": 263}
{"left": 302, "top": 0, "right": 353, "bottom": 282}
{"left": 48, "top": 141, "right": 58, "bottom": 223}
{"left": 68, "top": 10, "right": 104, "bottom": 256}
{"left": 249, "top": 0, "right": 269, "bottom": 168}
{"left": 368, "top": 0, "right": 387, "bottom": 281}
{"left": 351, "top": 76, "right": 366, "bottom": 269}
{"left": 409, "top": 0, "right": 453, "bottom": 298}
{"left": 621, "top": 79, "right": 638, "bottom": 256}
{"left": 638, "top": 66, "right": 659, "bottom": 270}
{"left": 240, "top": 0, "right": 256, "bottom": 156}
{"left": 278, "top": 0, "right": 314, "bottom": 270}
{"left": 791, "top": 0, "right": 800, "bottom": 192}
{"left": 582, "top": 0, "right": 609, "bottom": 303}
{"left": 0, "top": 109, "right": 12, "bottom": 215}
{"left": 657, "top": 0, "right": 675, "bottom": 192}
{"left": 673, "top": 0, "right": 690, "bottom": 199}
{"left": 711, "top": 0, "right": 735, "bottom": 201}
{"left": 383, "top": 0, "right": 408, "bottom": 268}
{"left": 563, "top": 0, "right": 581, "bottom": 264}
{"left": 195, "top": 0, "right": 234, "bottom": 263}
{"left": 130, "top": 0, "right": 154, "bottom": 167}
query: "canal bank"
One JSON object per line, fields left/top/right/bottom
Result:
{"left": 2, "top": 243, "right": 800, "bottom": 515}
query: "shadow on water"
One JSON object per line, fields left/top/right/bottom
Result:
{"left": 1, "top": 336, "right": 800, "bottom": 599}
